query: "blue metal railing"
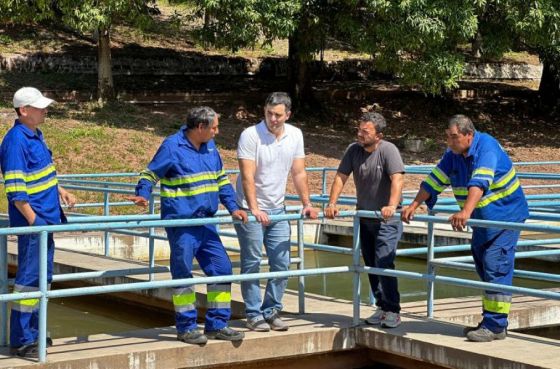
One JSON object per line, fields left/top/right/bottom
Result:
{"left": 2, "top": 210, "right": 560, "bottom": 362}
{"left": 1, "top": 163, "right": 559, "bottom": 362}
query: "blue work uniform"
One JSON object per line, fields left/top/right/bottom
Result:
{"left": 421, "top": 131, "right": 529, "bottom": 333}
{"left": 0, "top": 120, "right": 65, "bottom": 348}
{"left": 135, "top": 126, "right": 238, "bottom": 333}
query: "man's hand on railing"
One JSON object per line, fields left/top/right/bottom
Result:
{"left": 302, "top": 204, "right": 319, "bottom": 219}
{"left": 251, "top": 208, "right": 271, "bottom": 225}
{"left": 126, "top": 195, "right": 149, "bottom": 207}
{"left": 400, "top": 206, "right": 416, "bottom": 223}
{"left": 231, "top": 209, "right": 248, "bottom": 223}
{"left": 449, "top": 210, "right": 470, "bottom": 232}
{"left": 324, "top": 204, "right": 339, "bottom": 219}
{"left": 381, "top": 205, "right": 397, "bottom": 221}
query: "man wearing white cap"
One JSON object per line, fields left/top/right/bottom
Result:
{"left": 1, "top": 87, "right": 76, "bottom": 358}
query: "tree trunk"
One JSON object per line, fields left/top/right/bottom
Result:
{"left": 471, "top": 31, "right": 482, "bottom": 58}
{"left": 538, "top": 57, "right": 560, "bottom": 108}
{"left": 97, "top": 26, "right": 115, "bottom": 102}
{"left": 287, "top": 18, "right": 316, "bottom": 110}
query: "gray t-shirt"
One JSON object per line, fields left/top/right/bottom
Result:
{"left": 338, "top": 141, "right": 405, "bottom": 211}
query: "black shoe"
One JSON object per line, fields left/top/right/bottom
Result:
{"left": 9, "top": 337, "right": 52, "bottom": 358}
{"left": 205, "top": 326, "right": 244, "bottom": 341}
{"left": 11, "top": 343, "right": 39, "bottom": 359}
{"left": 177, "top": 329, "right": 208, "bottom": 345}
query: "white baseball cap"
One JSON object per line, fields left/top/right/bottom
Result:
{"left": 13, "top": 87, "right": 55, "bottom": 109}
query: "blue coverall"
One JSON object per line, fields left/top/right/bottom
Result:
{"left": 0, "top": 120, "right": 65, "bottom": 348}
{"left": 421, "top": 131, "right": 529, "bottom": 333}
{"left": 135, "top": 126, "right": 238, "bottom": 333}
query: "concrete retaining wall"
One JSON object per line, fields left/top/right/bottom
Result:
{"left": 1, "top": 53, "right": 542, "bottom": 80}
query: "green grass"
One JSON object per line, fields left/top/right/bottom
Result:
{"left": 0, "top": 100, "right": 177, "bottom": 215}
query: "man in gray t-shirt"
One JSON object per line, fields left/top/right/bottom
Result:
{"left": 325, "top": 112, "right": 404, "bottom": 328}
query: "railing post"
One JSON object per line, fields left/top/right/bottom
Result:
{"left": 321, "top": 169, "right": 328, "bottom": 220}
{"left": 148, "top": 195, "right": 156, "bottom": 281}
{"left": 426, "top": 210, "right": 436, "bottom": 318}
{"left": 38, "top": 231, "right": 48, "bottom": 363}
{"left": 321, "top": 168, "right": 328, "bottom": 196}
{"left": 352, "top": 215, "right": 361, "bottom": 326}
{"left": 103, "top": 185, "right": 110, "bottom": 256}
{"left": 297, "top": 217, "right": 305, "bottom": 314}
{"left": 0, "top": 235, "right": 8, "bottom": 347}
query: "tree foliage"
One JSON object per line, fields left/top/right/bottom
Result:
{"left": 0, "top": 0, "right": 156, "bottom": 101}
{"left": 473, "top": 1, "right": 560, "bottom": 105}
{"left": 186, "top": 0, "right": 560, "bottom": 100}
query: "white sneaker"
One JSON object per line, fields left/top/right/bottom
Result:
{"left": 381, "top": 312, "right": 401, "bottom": 328}
{"left": 365, "top": 307, "right": 385, "bottom": 325}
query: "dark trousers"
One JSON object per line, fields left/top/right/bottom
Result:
{"left": 359, "top": 219, "right": 403, "bottom": 313}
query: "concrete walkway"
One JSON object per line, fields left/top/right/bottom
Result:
{"left": 0, "top": 296, "right": 559, "bottom": 369}
{"left": 3, "top": 240, "right": 560, "bottom": 368}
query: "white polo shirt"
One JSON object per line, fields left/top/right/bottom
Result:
{"left": 236, "top": 120, "right": 305, "bottom": 210}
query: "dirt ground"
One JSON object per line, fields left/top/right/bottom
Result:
{"left": 205, "top": 86, "right": 560, "bottom": 199}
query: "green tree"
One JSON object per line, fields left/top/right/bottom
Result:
{"left": 188, "top": 0, "right": 560, "bottom": 107}
{"left": 472, "top": 1, "right": 560, "bottom": 107}
{"left": 0, "top": 0, "right": 155, "bottom": 102}
{"left": 355, "top": 0, "right": 482, "bottom": 95}
{"left": 186, "top": 0, "right": 482, "bottom": 103}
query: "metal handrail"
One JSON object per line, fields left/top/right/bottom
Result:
{"left": 1, "top": 164, "right": 560, "bottom": 362}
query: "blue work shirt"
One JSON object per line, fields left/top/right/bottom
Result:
{"left": 421, "top": 131, "right": 529, "bottom": 223}
{"left": 135, "top": 126, "right": 239, "bottom": 219}
{"left": 0, "top": 120, "right": 63, "bottom": 227}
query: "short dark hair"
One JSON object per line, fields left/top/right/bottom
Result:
{"left": 265, "top": 92, "right": 292, "bottom": 112}
{"left": 448, "top": 114, "right": 475, "bottom": 135}
{"left": 15, "top": 107, "right": 21, "bottom": 116}
{"left": 359, "top": 112, "right": 387, "bottom": 134}
{"left": 185, "top": 106, "right": 217, "bottom": 129}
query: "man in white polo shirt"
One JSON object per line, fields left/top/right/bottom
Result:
{"left": 235, "top": 92, "right": 318, "bottom": 332}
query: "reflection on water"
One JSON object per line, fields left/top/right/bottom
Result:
{"left": 7, "top": 295, "right": 174, "bottom": 339}
{"left": 286, "top": 249, "right": 558, "bottom": 304}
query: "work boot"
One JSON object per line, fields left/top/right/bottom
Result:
{"left": 177, "top": 329, "right": 208, "bottom": 345}
{"left": 11, "top": 343, "right": 39, "bottom": 359}
{"left": 246, "top": 316, "right": 271, "bottom": 332}
{"left": 466, "top": 327, "right": 506, "bottom": 342}
{"left": 462, "top": 322, "right": 482, "bottom": 337}
{"left": 205, "top": 326, "right": 244, "bottom": 341}
{"left": 10, "top": 337, "right": 53, "bottom": 357}
{"left": 381, "top": 312, "right": 401, "bottom": 328}
{"left": 365, "top": 307, "right": 385, "bottom": 325}
{"left": 265, "top": 310, "right": 288, "bottom": 331}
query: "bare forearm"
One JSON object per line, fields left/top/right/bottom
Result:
{"left": 463, "top": 187, "right": 484, "bottom": 216}
{"left": 241, "top": 177, "right": 259, "bottom": 211}
{"left": 239, "top": 159, "right": 259, "bottom": 211}
{"left": 328, "top": 173, "right": 347, "bottom": 205}
{"left": 293, "top": 171, "right": 311, "bottom": 206}
{"left": 409, "top": 188, "right": 431, "bottom": 211}
{"left": 388, "top": 173, "right": 403, "bottom": 207}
